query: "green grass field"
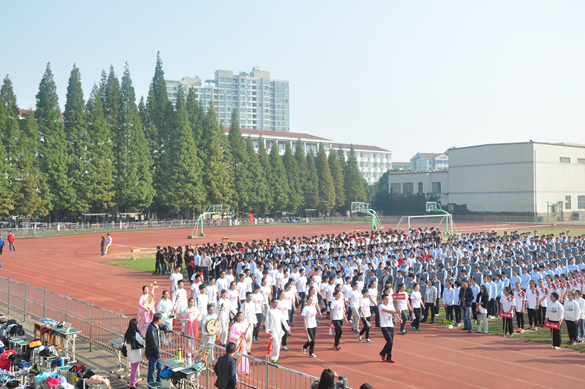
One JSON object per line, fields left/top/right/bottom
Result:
{"left": 104, "top": 257, "right": 189, "bottom": 279}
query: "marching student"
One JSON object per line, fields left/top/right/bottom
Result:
{"left": 501, "top": 287, "right": 516, "bottom": 337}
{"left": 301, "top": 295, "right": 318, "bottom": 358}
{"left": 476, "top": 285, "right": 489, "bottom": 334}
{"left": 513, "top": 282, "right": 526, "bottom": 333}
{"left": 396, "top": 283, "right": 410, "bottom": 334}
{"left": 331, "top": 290, "right": 348, "bottom": 350}
{"left": 367, "top": 280, "right": 380, "bottom": 328}
{"left": 563, "top": 291, "right": 580, "bottom": 345}
{"left": 349, "top": 281, "right": 362, "bottom": 332}
{"left": 378, "top": 294, "right": 402, "bottom": 363}
{"left": 277, "top": 290, "right": 291, "bottom": 351}
{"left": 526, "top": 280, "right": 540, "bottom": 330}
{"left": 358, "top": 288, "right": 372, "bottom": 343}
{"left": 410, "top": 283, "right": 423, "bottom": 331}
{"left": 546, "top": 292, "right": 564, "bottom": 349}
{"left": 265, "top": 298, "right": 292, "bottom": 364}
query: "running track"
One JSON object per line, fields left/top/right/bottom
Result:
{"left": 1, "top": 222, "right": 584, "bottom": 389}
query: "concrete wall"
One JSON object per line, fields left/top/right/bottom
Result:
{"left": 448, "top": 143, "right": 535, "bottom": 212}
{"left": 533, "top": 143, "right": 585, "bottom": 215}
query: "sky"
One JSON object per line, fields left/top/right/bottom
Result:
{"left": 1, "top": 0, "right": 584, "bottom": 161}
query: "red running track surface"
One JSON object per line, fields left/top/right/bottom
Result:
{"left": 1, "top": 222, "right": 584, "bottom": 389}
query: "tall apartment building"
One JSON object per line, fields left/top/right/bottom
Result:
{"left": 166, "top": 67, "right": 289, "bottom": 132}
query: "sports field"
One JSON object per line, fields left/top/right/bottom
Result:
{"left": 1, "top": 221, "right": 584, "bottom": 389}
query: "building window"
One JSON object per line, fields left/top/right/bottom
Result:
{"left": 418, "top": 182, "right": 423, "bottom": 193}
{"left": 579, "top": 196, "right": 585, "bottom": 209}
{"left": 390, "top": 184, "right": 401, "bottom": 194}
{"left": 578, "top": 158, "right": 585, "bottom": 164}
{"left": 565, "top": 196, "right": 571, "bottom": 210}
{"left": 560, "top": 157, "right": 571, "bottom": 163}
{"left": 403, "top": 183, "right": 413, "bottom": 194}
{"left": 432, "top": 182, "right": 441, "bottom": 193}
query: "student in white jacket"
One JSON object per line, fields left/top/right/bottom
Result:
{"left": 124, "top": 319, "right": 145, "bottom": 389}
{"left": 546, "top": 292, "right": 564, "bottom": 349}
{"left": 563, "top": 292, "right": 581, "bottom": 345}
{"left": 575, "top": 290, "right": 585, "bottom": 343}
{"left": 265, "top": 298, "right": 291, "bottom": 364}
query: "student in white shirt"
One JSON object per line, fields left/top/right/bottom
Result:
{"left": 513, "top": 282, "right": 526, "bottom": 333}
{"left": 378, "top": 293, "right": 401, "bottom": 363}
{"left": 396, "top": 283, "right": 411, "bottom": 335}
{"left": 330, "top": 290, "right": 348, "bottom": 351}
{"left": 301, "top": 295, "right": 318, "bottom": 358}
{"left": 537, "top": 279, "right": 549, "bottom": 329}
{"left": 227, "top": 282, "right": 240, "bottom": 311}
{"left": 443, "top": 281, "right": 456, "bottom": 329}
{"left": 349, "top": 282, "right": 362, "bottom": 332}
{"left": 526, "top": 280, "right": 540, "bottom": 330}
{"left": 475, "top": 285, "right": 489, "bottom": 334}
{"left": 410, "top": 283, "right": 423, "bottom": 331}
{"left": 501, "top": 287, "right": 516, "bottom": 337}
{"left": 564, "top": 291, "right": 581, "bottom": 345}
{"left": 169, "top": 267, "right": 183, "bottom": 295}
{"left": 574, "top": 290, "right": 585, "bottom": 343}
{"left": 546, "top": 292, "right": 564, "bottom": 349}
{"left": 252, "top": 286, "right": 265, "bottom": 342}
{"left": 276, "top": 290, "right": 291, "bottom": 351}
{"left": 358, "top": 288, "right": 372, "bottom": 343}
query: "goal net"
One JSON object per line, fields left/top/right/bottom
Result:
{"left": 396, "top": 214, "right": 449, "bottom": 233}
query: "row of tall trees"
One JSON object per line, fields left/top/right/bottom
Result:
{"left": 0, "top": 54, "right": 370, "bottom": 219}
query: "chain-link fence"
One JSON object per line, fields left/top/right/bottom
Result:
{"left": 0, "top": 276, "right": 324, "bottom": 389}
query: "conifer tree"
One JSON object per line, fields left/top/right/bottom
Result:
{"left": 282, "top": 141, "right": 302, "bottom": 212}
{"left": 256, "top": 136, "right": 273, "bottom": 213}
{"left": 103, "top": 66, "right": 122, "bottom": 156}
{"left": 294, "top": 138, "right": 307, "bottom": 208}
{"left": 117, "top": 63, "right": 154, "bottom": 213}
{"left": 268, "top": 142, "right": 289, "bottom": 213}
{"left": 97, "top": 70, "right": 107, "bottom": 106}
{"left": 0, "top": 140, "right": 13, "bottom": 216}
{"left": 303, "top": 151, "right": 320, "bottom": 210}
{"left": 328, "top": 149, "right": 345, "bottom": 212}
{"left": 85, "top": 85, "right": 115, "bottom": 212}
{"left": 0, "top": 97, "right": 14, "bottom": 216}
{"left": 13, "top": 112, "right": 51, "bottom": 216}
{"left": 186, "top": 88, "right": 205, "bottom": 150}
{"left": 246, "top": 136, "right": 268, "bottom": 215}
{"left": 63, "top": 64, "right": 88, "bottom": 214}
{"left": 343, "top": 145, "right": 367, "bottom": 208}
{"left": 36, "top": 63, "right": 71, "bottom": 217}
{"left": 316, "top": 143, "right": 335, "bottom": 213}
{"left": 203, "top": 101, "right": 233, "bottom": 207}
{"left": 1, "top": 77, "right": 21, "bottom": 205}
{"left": 228, "top": 110, "right": 251, "bottom": 212}
{"left": 160, "top": 88, "right": 205, "bottom": 214}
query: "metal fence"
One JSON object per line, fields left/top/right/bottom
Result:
{"left": 0, "top": 216, "right": 381, "bottom": 239}
{"left": 0, "top": 276, "right": 322, "bottom": 389}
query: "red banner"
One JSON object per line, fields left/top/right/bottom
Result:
{"left": 499, "top": 312, "right": 513, "bottom": 318}
{"left": 392, "top": 294, "right": 405, "bottom": 301}
{"left": 545, "top": 322, "right": 560, "bottom": 330}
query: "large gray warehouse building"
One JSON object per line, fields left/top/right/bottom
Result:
{"left": 387, "top": 141, "right": 585, "bottom": 217}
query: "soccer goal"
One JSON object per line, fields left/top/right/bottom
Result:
{"left": 395, "top": 202, "right": 458, "bottom": 235}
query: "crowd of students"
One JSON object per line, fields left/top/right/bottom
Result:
{"left": 137, "top": 228, "right": 585, "bottom": 385}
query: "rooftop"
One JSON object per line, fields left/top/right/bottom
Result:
{"left": 416, "top": 152, "right": 443, "bottom": 159}
{"left": 332, "top": 143, "right": 391, "bottom": 153}
{"left": 224, "top": 127, "right": 331, "bottom": 142}
{"left": 449, "top": 141, "right": 585, "bottom": 151}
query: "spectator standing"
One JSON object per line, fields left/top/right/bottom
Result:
{"left": 145, "top": 313, "right": 170, "bottom": 383}
{"left": 7, "top": 232, "right": 15, "bottom": 252}
{"left": 124, "top": 319, "right": 145, "bottom": 389}
{"left": 0, "top": 235, "right": 4, "bottom": 255}
{"left": 214, "top": 342, "right": 238, "bottom": 389}
{"left": 104, "top": 233, "right": 112, "bottom": 254}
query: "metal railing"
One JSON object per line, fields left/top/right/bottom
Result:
{"left": 0, "top": 216, "right": 381, "bottom": 239}
{"left": 0, "top": 276, "right": 321, "bottom": 389}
